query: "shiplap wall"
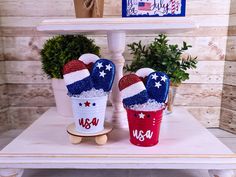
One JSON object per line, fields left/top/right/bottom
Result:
{"left": 0, "top": 30, "right": 9, "bottom": 132}
{"left": 220, "top": 0, "right": 236, "bottom": 134}
{"left": 0, "top": 0, "right": 233, "bottom": 129}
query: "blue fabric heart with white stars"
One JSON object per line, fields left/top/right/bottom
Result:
{"left": 91, "top": 59, "right": 116, "bottom": 92}
{"left": 146, "top": 71, "right": 170, "bottom": 103}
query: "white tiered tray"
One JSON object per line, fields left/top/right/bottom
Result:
{"left": 0, "top": 18, "right": 234, "bottom": 177}
{"left": 0, "top": 107, "right": 235, "bottom": 177}
{"left": 37, "top": 17, "right": 198, "bottom": 128}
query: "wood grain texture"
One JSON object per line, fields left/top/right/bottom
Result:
{"left": 220, "top": 108, "right": 236, "bottom": 134}
{"left": 0, "top": 108, "right": 10, "bottom": 133}
{"left": 0, "top": 38, "right": 4, "bottom": 61}
{"left": 0, "top": 85, "right": 9, "bottom": 110}
{"left": 0, "top": 38, "right": 5, "bottom": 85}
{"left": 3, "top": 36, "right": 43, "bottom": 61}
{"left": 5, "top": 83, "right": 222, "bottom": 107}
{"left": 0, "top": 36, "right": 8, "bottom": 131}
{"left": 227, "top": 14, "right": 236, "bottom": 26}
{"left": 5, "top": 61, "right": 49, "bottom": 84}
{"left": 224, "top": 61, "right": 236, "bottom": 86}
{"left": 7, "top": 84, "right": 55, "bottom": 107}
{"left": 1, "top": 0, "right": 234, "bottom": 129}
{"left": 220, "top": 6, "right": 236, "bottom": 133}
{"left": 185, "top": 106, "right": 220, "bottom": 127}
{"left": 0, "top": 61, "right": 6, "bottom": 85}
{"left": 229, "top": 0, "right": 236, "bottom": 15}
{"left": 0, "top": 15, "right": 231, "bottom": 28}
{"left": 2, "top": 36, "right": 227, "bottom": 61}
{"left": 8, "top": 106, "right": 49, "bottom": 129}
{"left": 5, "top": 60, "right": 224, "bottom": 84}
{"left": 228, "top": 26, "right": 236, "bottom": 36}
{"left": 221, "top": 85, "right": 236, "bottom": 111}
{"left": 174, "top": 84, "right": 222, "bottom": 107}
{"left": 1, "top": 107, "right": 233, "bottom": 158}
{"left": 0, "top": 0, "right": 231, "bottom": 17}
{"left": 226, "top": 36, "right": 236, "bottom": 61}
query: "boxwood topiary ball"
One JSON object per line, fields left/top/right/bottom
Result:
{"left": 40, "top": 35, "right": 100, "bottom": 79}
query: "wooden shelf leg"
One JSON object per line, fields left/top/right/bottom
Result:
{"left": 69, "top": 134, "right": 82, "bottom": 144}
{"left": 95, "top": 134, "right": 108, "bottom": 145}
{"left": 0, "top": 169, "right": 24, "bottom": 177}
{"left": 107, "top": 31, "right": 127, "bottom": 128}
{"left": 208, "top": 170, "right": 235, "bottom": 177}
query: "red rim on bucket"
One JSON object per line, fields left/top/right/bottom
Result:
{"left": 126, "top": 108, "right": 164, "bottom": 147}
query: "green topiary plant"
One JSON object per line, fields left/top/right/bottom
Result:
{"left": 125, "top": 34, "right": 197, "bottom": 86}
{"left": 40, "top": 35, "right": 100, "bottom": 79}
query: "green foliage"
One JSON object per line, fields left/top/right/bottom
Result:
{"left": 40, "top": 35, "right": 100, "bottom": 79}
{"left": 125, "top": 34, "right": 198, "bottom": 85}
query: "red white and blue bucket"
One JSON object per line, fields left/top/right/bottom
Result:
{"left": 71, "top": 95, "right": 108, "bottom": 134}
{"left": 126, "top": 108, "right": 164, "bottom": 147}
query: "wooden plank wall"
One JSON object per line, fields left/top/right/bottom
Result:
{"left": 0, "top": 28, "right": 10, "bottom": 132}
{"left": 0, "top": 0, "right": 232, "bottom": 129}
{"left": 220, "top": 0, "right": 236, "bottom": 133}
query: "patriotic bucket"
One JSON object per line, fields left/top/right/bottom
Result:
{"left": 71, "top": 95, "right": 108, "bottom": 134}
{"left": 126, "top": 108, "right": 164, "bottom": 147}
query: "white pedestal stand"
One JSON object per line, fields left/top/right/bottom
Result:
{"left": 107, "top": 31, "right": 127, "bottom": 127}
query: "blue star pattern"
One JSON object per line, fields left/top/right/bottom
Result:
{"left": 78, "top": 101, "right": 97, "bottom": 107}
{"left": 146, "top": 71, "right": 170, "bottom": 103}
{"left": 91, "top": 59, "right": 116, "bottom": 92}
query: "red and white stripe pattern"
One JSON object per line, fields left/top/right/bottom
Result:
{"left": 64, "top": 69, "right": 90, "bottom": 86}
{"left": 119, "top": 74, "right": 148, "bottom": 106}
{"left": 63, "top": 60, "right": 90, "bottom": 86}
{"left": 120, "top": 80, "right": 146, "bottom": 100}
{"left": 176, "top": 1, "right": 179, "bottom": 11}
{"left": 63, "top": 60, "right": 93, "bottom": 95}
{"left": 171, "top": 0, "right": 176, "bottom": 14}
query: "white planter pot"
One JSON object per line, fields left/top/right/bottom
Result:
{"left": 71, "top": 95, "right": 108, "bottom": 134}
{"left": 51, "top": 79, "right": 73, "bottom": 117}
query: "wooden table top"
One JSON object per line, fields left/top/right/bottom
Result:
{"left": 0, "top": 107, "right": 235, "bottom": 169}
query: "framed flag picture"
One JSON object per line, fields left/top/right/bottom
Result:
{"left": 122, "top": 0, "right": 186, "bottom": 17}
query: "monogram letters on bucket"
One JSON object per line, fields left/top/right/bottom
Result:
{"left": 78, "top": 118, "right": 99, "bottom": 129}
{"left": 71, "top": 95, "right": 108, "bottom": 134}
{"left": 126, "top": 108, "right": 163, "bottom": 147}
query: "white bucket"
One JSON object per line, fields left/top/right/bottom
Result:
{"left": 71, "top": 95, "right": 108, "bottom": 134}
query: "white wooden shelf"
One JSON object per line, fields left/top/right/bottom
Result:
{"left": 37, "top": 17, "right": 197, "bottom": 34}
{"left": 0, "top": 18, "right": 234, "bottom": 177}
{"left": 0, "top": 107, "right": 235, "bottom": 165}
{"left": 0, "top": 107, "right": 235, "bottom": 177}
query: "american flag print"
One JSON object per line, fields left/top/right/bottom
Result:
{"left": 91, "top": 59, "right": 115, "bottom": 92}
{"left": 138, "top": 2, "right": 152, "bottom": 11}
{"left": 146, "top": 71, "right": 170, "bottom": 103}
{"left": 123, "top": 0, "right": 185, "bottom": 17}
{"left": 171, "top": 0, "right": 175, "bottom": 14}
